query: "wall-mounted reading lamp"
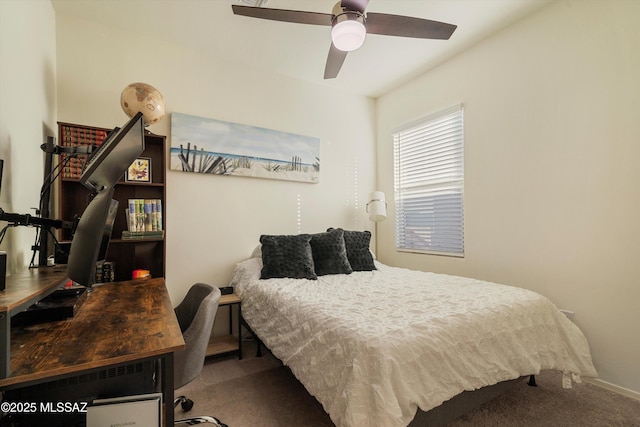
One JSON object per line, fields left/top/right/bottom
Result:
{"left": 366, "top": 191, "right": 386, "bottom": 258}
{"left": 366, "top": 191, "right": 387, "bottom": 222}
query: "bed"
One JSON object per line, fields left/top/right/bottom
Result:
{"left": 230, "top": 229, "right": 597, "bottom": 427}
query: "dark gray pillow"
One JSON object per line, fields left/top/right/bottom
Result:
{"left": 260, "top": 234, "right": 317, "bottom": 280}
{"left": 328, "top": 228, "right": 376, "bottom": 271}
{"left": 310, "top": 228, "right": 352, "bottom": 276}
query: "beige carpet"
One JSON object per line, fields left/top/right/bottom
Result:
{"left": 177, "top": 343, "right": 640, "bottom": 426}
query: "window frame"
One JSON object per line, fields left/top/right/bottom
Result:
{"left": 392, "top": 104, "right": 465, "bottom": 257}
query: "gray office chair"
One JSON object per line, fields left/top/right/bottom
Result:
{"left": 173, "top": 283, "right": 228, "bottom": 427}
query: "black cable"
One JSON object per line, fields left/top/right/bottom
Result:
{"left": 40, "top": 152, "right": 77, "bottom": 200}
{"left": 0, "top": 224, "right": 10, "bottom": 245}
{"left": 28, "top": 229, "right": 38, "bottom": 268}
{"left": 2, "top": 152, "right": 80, "bottom": 267}
{"left": 28, "top": 225, "right": 59, "bottom": 269}
{"left": 31, "top": 153, "right": 78, "bottom": 267}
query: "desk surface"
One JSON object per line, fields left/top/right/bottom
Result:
{"left": 0, "top": 277, "right": 184, "bottom": 389}
{"left": 0, "top": 267, "right": 69, "bottom": 313}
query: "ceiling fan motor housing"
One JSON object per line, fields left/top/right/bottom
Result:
{"left": 331, "top": 8, "right": 366, "bottom": 51}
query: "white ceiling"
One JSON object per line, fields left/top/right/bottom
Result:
{"left": 50, "top": 0, "right": 551, "bottom": 98}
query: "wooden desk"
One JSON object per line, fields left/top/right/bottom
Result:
{"left": 0, "top": 266, "right": 69, "bottom": 379}
{"left": 0, "top": 276, "right": 184, "bottom": 425}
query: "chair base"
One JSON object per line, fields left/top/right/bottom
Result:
{"left": 174, "top": 395, "right": 227, "bottom": 426}
{"left": 174, "top": 415, "right": 228, "bottom": 426}
{"left": 174, "top": 395, "right": 194, "bottom": 411}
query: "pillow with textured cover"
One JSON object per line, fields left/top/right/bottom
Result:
{"left": 328, "top": 228, "right": 376, "bottom": 271}
{"left": 310, "top": 228, "right": 353, "bottom": 276}
{"left": 259, "top": 234, "right": 317, "bottom": 280}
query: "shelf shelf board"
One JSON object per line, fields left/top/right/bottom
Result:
{"left": 60, "top": 178, "right": 164, "bottom": 187}
{"left": 118, "top": 181, "right": 165, "bottom": 187}
{"left": 110, "top": 238, "right": 164, "bottom": 244}
{"left": 206, "top": 335, "right": 239, "bottom": 357}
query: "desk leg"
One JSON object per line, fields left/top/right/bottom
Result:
{"left": 163, "top": 352, "right": 175, "bottom": 425}
{"left": 1, "top": 312, "right": 9, "bottom": 379}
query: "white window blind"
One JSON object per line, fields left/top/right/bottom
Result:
{"left": 393, "top": 105, "right": 464, "bottom": 256}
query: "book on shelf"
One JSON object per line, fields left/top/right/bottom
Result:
{"left": 59, "top": 124, "right": 110, "bottom": 179}
{"left": 122, "top": 230, "right": 165, "bottom": 240}
{"left": 132, "top": 269, "right": 151, "bottom": 279}
{"left": 95, "top": 261, "right": 115, "bottom": 283}
{"left": 126, "top": 199, "right": 163, "bottom": 234}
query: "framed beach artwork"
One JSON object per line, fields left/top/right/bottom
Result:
{"left": 170, "top": 112, "right": 320, "bottom": 183}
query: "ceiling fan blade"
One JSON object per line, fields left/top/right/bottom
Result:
{"left": 324, "top": 43, "right": 349, "bottom": 79}
{"left": 232, "top": 5, "right": 333, "bottom": 26}
{"left": 341, "top": 0, "right": 369, "bottom": 14}
{"left": 365, "top": 13, "right": 457, "bottom": 40}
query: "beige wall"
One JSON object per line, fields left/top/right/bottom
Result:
{"left": 376, "top": 0, "right": 640, "bottom": 394}
{"left": 0, "top": 0, "right": 57, "bottom": 272}
{"left": 54, "top": 14, "right": 377, "bottom": 315}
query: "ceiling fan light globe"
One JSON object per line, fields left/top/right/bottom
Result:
{"left": 331, "top": 19, "right": 366, "bottom": 51}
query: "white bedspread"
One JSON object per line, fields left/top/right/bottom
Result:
{"left": 231, "top": 258, "right": 597, "bottom": 427}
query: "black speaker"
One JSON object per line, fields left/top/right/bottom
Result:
{"left": 0, "top": 251, "right": 6, "bottom": 291}
{"left": 55, "top": 242, "right": 72, "bottom": 265}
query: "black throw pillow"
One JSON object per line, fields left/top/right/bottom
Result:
{"left": 260, "top": 234, "right": 317, "bottom": 280}
{"left": 328, "top": 228, "right": 376, "bottom": 271}
{"left": 309, "top": 229, "right": 353, "bottom": 276}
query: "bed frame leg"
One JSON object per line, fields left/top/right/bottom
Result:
{"left": 240, "top": 313, "right": 264, "bottom": 357}
{"left": 528, "top": 375, "right": 537, "bottom": 387}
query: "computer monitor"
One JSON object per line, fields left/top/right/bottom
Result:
{"left": 66, "top": 112, "right": 145, "bottom": 287}
{"left": 79, "top": 111, "right": 145, "bottom": 192}
{"left": 97, "top": 198, "right": 118, "bottom": 262}
{"left": 67, "top": 189, "right": 117, "bottom": 287}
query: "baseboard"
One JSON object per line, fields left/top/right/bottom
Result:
{"left": 584, "top": 378, "right": 640, "bottom": 401}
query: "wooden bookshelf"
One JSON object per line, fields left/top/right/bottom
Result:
{"left": 56, "top": 121, "right": 166, "bottom": 282}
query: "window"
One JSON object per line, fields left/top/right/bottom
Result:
{"left": 393, "top": 105, "right": 464, "bottom": 256}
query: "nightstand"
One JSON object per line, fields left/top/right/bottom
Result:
{"left": 205, "top": 293, "right": 243, "bottom": 360}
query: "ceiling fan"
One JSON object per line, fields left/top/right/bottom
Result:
{"left": 232, "top": 0, "right": 457, "bottom": 79}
